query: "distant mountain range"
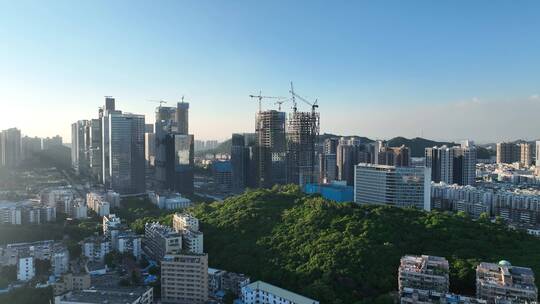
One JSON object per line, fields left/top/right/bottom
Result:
{"left": 198, "top": 133, "right": 493, "bottom": 159}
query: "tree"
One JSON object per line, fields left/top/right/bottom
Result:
{"left": 148, "top": 265, "right": 159, "bottom": 276}
{"left": 138, "top": 256, "right": 150, "bottom": 268}
{"left": 186, "top": 186, "right": 540, "bottom": 304}
{"left": 456, "top": 211, "right": 468, "bottom": 218}
{"left": 67, "top": 241, "right": 82, "bottom": 258}
{"left": 0, "top": 265, "right": 17, "bottom": 282}
{"left": 223, "top": 291, "right": 236, "bottom": 304}
{"left": 0, "top": 286, "right": 53, "bottom": 304}
{"left": 0, "top": 276, "right": 10, "bottom": 288}
{"left": 34, "top": 259, "right": 51, "bottom": 276}
{"left": 131, "top": 270, "right": 141, "bottom": 285}
{"left": 478, "top": 212, "right": 490, "bottom": 223}
{"left": 104, "top": 252, "right": 119, "bottom": 268}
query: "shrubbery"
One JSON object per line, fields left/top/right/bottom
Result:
{"left": 190, "top": 185, "right": 540, "bottom": 304}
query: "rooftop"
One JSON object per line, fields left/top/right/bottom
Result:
{"left": 477, "top": 261, "right": 537, "bottom": 291}
{"left": 57, "top": 287, "right": 152, "bottom": 304}
{"left": 245, "top": 280, "right": 318, "bottom": 304}
{"left": 208, "top": 267, "right": 225, "bottom": 275}
{"left": 400, "top": 255, "right": 449, "bottom": 275}
{"left": 163, "top": 251, "right": 207, "bottom": 259}
{"left": 145, "top": 222, "right": 180, "bottom": 238}
{"left": 213, "top": 160, "right": 232, "bottom": 172}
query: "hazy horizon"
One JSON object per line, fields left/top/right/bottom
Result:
{"left": 1, "top": 1, "right": 539, "bottom": 143}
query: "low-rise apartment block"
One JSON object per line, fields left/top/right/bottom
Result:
{"left": 117, "top": 231, "right": 142, "bottom": 260}
{"left": 54, "top": 287, "right": 153, "bottom": 304}
{"left": 1, "top": 240, "right": 55, "bottom": 266}
{"left": 173, "top": 213, "right": 199, "bottom": 231}
{"left": 102, "top": 214, "right": 122, "bottom": 236}
{"left": 144, "top": 222, "right": 182, "bottom": 261}
{"left": 0, "top": 200, "right": 56, "bottom": 225}
{"left": 181, "top": 229, "right": 203, "bottom": 254}
{"left": 400, "top": 287, "right": 487, "bottom": 304}
{"left": 431, "top": 182, "right": 540, "bottom": 227}
{"left": 86, "top": 191, "right": 118, "bottom": 217}
{"left": 17, "top": 255, "right": 35, "bottom": 281}
{"left": 241, "top": 280, "right": 319, "bottom": 304}
{"left": 82, "top": 236, "right": 111, "bottom": 262}
{"left": 173, "top": 213, "right": 204, "bottom": 254}
{"left": 476, "top": 261, "right": 537, "bottom": 303}
{"left": 52, "top": 246, "right": 70, "bottom": 276}
{"left": 148, "top": 192, "right": 192, "bottom": 210}
{"left": 1, "top": 240, "right": 68, "bottom": 276}
{"left": 398, "top": 255, "right": 449, "bottom": 295}
{"left": 53, "top": 272, "right": 91, "bottom": 296}
{"left": 208, "top": 267, "right": 250, "bottom": 297}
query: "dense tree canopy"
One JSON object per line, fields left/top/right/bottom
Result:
{"left": 0, "top": 287, "right": 53, "bottom": 304}
{"left": 0, "top": 218, "right": 100, "bottom": 245}
{"left": 190, "top": 185, "right": 540, "bottom": 304}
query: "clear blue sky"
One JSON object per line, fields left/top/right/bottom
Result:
{"left": 1, "top": 0, "right": 539, "bottom": 142}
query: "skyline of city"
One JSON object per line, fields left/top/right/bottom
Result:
{"left": 3, "top": 2, "right": 540, "bottom": 304}
{"left": 1, "top": 1, "right": 540, "bottom": 142}
{"left": 3, "top": 93, "right": 540, "bottom": 144}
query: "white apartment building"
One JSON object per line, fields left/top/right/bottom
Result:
{"left": 52, "top": 247, "right": 70, "bottom": 276}
{"left": 173, "top": 213, "right": 204, "bottom": 254}
{"left": 70, "top": 200, "right": 87, "bottom": 219}
{"left": 354, "top": 163, "right": 431, "bottom": 211}
{"left": 431, "top": 182, "right": 540, "bottom": 226}
{"left": 144, "top": 222, "right": 182, "bottom": 261}
{"left": 182, "top": 229, "right": 204, "bottom": 254}
{"left": 0, "top": 205, "right": 22, "bottom": 225}
{"left": 17, "top": 256, "right": 35, "bottom": 281}
{"left": 102, "top": 214, "right": 122, "bottom": 235}
{"left": 86, "top": 192, "right": 112, "bottom": 216}
{"left": 241, "top": 280, "right": 319, "bottom": 304}
{"left": 173, "top": 213, "right": 199, "bottom": 232}
{"left": 0, "top": 201, "right": 56, "bottom": 225}
{"left": 149, "top": 192, "right": 192, "bottom": 210}
{"left": 117, "top": 232, "right": 142, "bottom": 260}
{"left": 82, "top": 236, "right": 111, "bottom": 262}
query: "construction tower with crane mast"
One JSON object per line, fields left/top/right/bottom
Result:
{"left": 249, "top": 91, "right": 288, "bottom": 188}
{"left": 287, "top": 82, "right": 320, "bottom": 186}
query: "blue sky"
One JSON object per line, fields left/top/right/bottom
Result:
{"left": 1, "top": 0, "right": 539, "bottom": 142}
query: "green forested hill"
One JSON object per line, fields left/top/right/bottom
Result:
{"left": 190, "top": 186, "right": 540, "bottom": 304}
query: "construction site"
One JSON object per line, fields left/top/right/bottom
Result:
{"left": 248, "top": 82, "right": 320, "bottom": 188}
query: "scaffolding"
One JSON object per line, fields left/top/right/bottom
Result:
{"left": 287, "top": 110, "right": 320, "bottom": 186}
{"left": 255, "top": 110, "right": 287, "bottom": 187}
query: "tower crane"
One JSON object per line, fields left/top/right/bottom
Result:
{"left": 249, "top": 91, "right": 284, "bottom": 112}
{"left": 275, "top": 100, "right": 286, "bottom": 111}
{"left": 147, "top": 99, "right": 168, "bottom": 108}
{"left": 289, "top": 82, "right": 319, "bottom": 114}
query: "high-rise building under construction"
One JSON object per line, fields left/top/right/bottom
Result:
{"left": 286, "top": 110, "right": 320, "bottom": 186}
{"left": 255, "top": 110, "right": 287, "bottom": 188}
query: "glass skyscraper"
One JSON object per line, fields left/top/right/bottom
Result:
{"left": 103, "top": 112, "right": 145, "bottom": 194}
{"left": 154, "top": 100, "right": 195, "bottom": 195}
